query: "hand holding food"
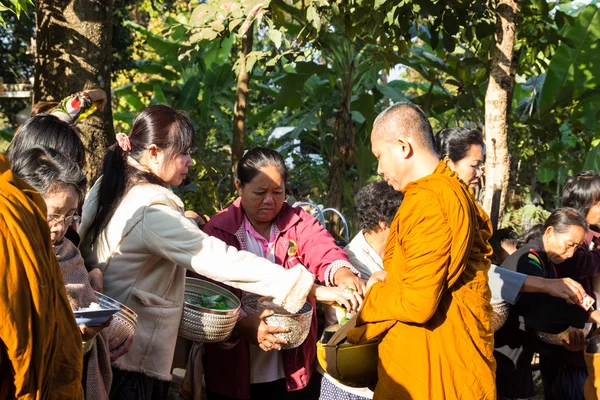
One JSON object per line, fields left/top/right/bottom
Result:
{"left": 311, "top": 284, "right": 362, "bottom": 312}
{"left": 333, "top": 267, "right": 366, "bottom": 295}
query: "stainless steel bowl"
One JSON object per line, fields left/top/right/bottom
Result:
{"left": 94, "top": 291, "right": 138, "bottom": 347}
{"left": 537, "top": 323, "right": 593, "bottom": 346}
{"left": 491, "top": 299, "right": 509, "bottom": 332}
{"left": 243, "top": 295, "right": 313, "bottom": 350}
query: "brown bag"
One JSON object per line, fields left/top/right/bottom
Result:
{"left": 316, "top": 314, "right": 379, "bottom": 388}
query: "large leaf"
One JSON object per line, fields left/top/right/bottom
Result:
{"left": 584, "top": 143, "right": 600, "bottom": 171}
{"left": 355, "top": 144, "right": 376, "bottom": 186}
{"left": 539, "top": 6, "right": 600, "bottom": 116}
{"left": 178, "top": 77, "right": 201, "bottom": 110}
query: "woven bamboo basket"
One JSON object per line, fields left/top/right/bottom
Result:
{"left": 179, "top": 278, "right": 241, "bottom": 343}
{"left": 94, "top": 291, "right": 138, "bottom": 347}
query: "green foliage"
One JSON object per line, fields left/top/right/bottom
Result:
{"left": 0, "top": 0, "right": 33, "bottom": 27}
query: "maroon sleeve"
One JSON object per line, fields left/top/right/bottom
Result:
{"left": 555, "top": 245, "right": 600, "bottom": 280}
{"left": 294, "top": 210, "right": 351, "bottom": 284}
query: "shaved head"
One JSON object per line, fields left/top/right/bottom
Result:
{"left": 373, "top": 102, "right": 435, "bottom": 152}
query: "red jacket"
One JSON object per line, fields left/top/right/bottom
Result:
{"left": 198, "top": 198, "right": 352, "bottom": 398}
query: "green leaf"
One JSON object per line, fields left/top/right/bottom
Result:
{"left": 267, "top": 28, "right": 283, "bottom": 49}
{"left": 123, "top": 95, "right": 146, "bottom": 112}
{"left": 178, "top": 77, "right": 201, "bottom": 110}
{"left": 190, "top": 4, "right": 213, "bottom": 28}
{"left": 585, "top": 143, "right": 600, "bottom": 171}
{"left": 190, "top": 28, "right": 219, "bottom": 42}
{"left": 306, "top": 5, "right": 321, "bottom": 31}
{"left": 537, "top": 167, "right": 556, "bottom": 183}
{"left": 539, "top": 5, "right": 600, "bottom": 116}
{"left": 355, "top": 144, "right": 376, "bottom": 186}
{"left": 374, "top": 0, "right": 387, "bottom": 10}
{"left": 351, "top": 110, "right": 366, "bottom": 124}
{"left": 152, "top": 84, "right": 167, "bottom": 105}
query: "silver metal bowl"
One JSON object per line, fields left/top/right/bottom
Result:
{"left": 537, "top": 323, "right": 593, "bottom": 346}
{"left": 179, "top": 278, "right": 241, "bottom": 343}
{"left": 491, "top": 299, "right": 509, "bottom": 332}
{"left": 94, "top": 291, "right": 138, "bottom": 347}
{"left": 243, "top": 295, "right": 313, "bottom": 350}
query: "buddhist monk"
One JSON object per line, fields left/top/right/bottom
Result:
{"left": 348, "top": 103, "right": 495, "bottom": 399}
{"left": 0, "top": 154, "right": 84, "bottom": 399}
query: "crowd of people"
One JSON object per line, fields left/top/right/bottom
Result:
{"left": 2, "top": 88, "right": 600, "bottom": 400}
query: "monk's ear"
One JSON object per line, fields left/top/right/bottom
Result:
{"left": 396, "top": 137, "right": 413, "bottom": 159}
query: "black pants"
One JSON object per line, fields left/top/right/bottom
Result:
{"left": 207, "top": 374, "right": 322, "bottom": 400}
{"left": 540, "top": 356, "right": 587, "bottom": 400}
{"left": 109, "top": 368, "right": 170, "bottom": 400}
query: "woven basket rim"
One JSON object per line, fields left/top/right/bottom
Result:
{"left": 184, "top": 278, "right": 241, "bottom": 315}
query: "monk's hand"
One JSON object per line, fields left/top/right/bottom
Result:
{"left": 88, "top": 268, "right": 103, "bottom": 292}
{"left": 333, "top": 267, "right": 366, "bottom": 295}
{"left": 366, "top": 271, "right": 387, "bottom": 293}
{"left": 110, "top": 333, "right": 134, "bottom": 362}
{"left": 562, "top": 329, "right": 588, "bottom": 352}
{"left": 312, "top": 285, "right": 362, "bottom": 312}
{"left": 545, "top": 278, "right": 585, "bottom": 304}
{"left": 237, "top": 310, "right": 287, "bottom": 351}
{"left": 80, "top": 316, "right": 112, "bottom": 342}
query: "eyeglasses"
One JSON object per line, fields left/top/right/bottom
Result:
{"left": 47, "top": 213, "right": 81, "bottom": 226}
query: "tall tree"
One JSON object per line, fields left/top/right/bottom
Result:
{"left": 35, "top": 0, "right": 115, "bottom": 181}
{"left": 483, "top": 0, "right": 518, "bottom": 229}
{"left": 231, "top": 22, "right": 254, "bottom": 181}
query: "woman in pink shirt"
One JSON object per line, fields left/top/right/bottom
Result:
{"left": 190, "top": 147, "right": 364, "bottom": 400}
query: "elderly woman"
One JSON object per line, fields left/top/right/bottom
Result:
{"left": 10, "top": 145, "right": 124, "bottom": 400}
{"left": 188, "top": 147, "right": 364, "bottom": 400}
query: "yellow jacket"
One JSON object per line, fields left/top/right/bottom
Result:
{"left": 0, "top": 155, "right": 83, "bottom": 399}
{"left": 349, "top": 161, "right": 495, "bottom": 399}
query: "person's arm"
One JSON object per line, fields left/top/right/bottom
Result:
{"left": 357, "top": 189, "right": 458, "bottom": 325}
{"left": 50, "top": 89, "right": 106, "bottom": 124}
{"left": 489, "top": 264, "right": 526, "bottom": 304}
{"left": 141, "top": 203, "right": 357, "bottom": 313}
{"left": 489, "top": 265, "right": 586, "bottom": 304}
{"left": 293, "top": 209, "right": 364, "bottom": 293}
{"left": 515, "top": 252, "right": 590, "bottom": 333}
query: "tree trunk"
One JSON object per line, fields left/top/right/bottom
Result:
{"left": 35, "top": 0, "right": 115, "bottom": 184}
{"left": 483, "top": 0, "right": 518, "bottom": 230}
{"left": 231, "top": 24, "right": 254, "bottom": 187}
{"left": 326, "top": 62, "right": 355, "bottom": 242}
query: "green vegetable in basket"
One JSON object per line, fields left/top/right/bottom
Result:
{"left": 189, "top": 294, "right": 229, "bottom": 310}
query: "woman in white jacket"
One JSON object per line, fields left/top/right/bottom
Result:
{"left": 78, "top": 105, "right": 361, "bottom": 399}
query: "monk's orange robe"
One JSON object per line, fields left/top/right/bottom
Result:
{"left": 0, "top": 154, "right": 84, "bottom": 399}
{"left": 348, "top": 161, "right": 495, "bottom": 400}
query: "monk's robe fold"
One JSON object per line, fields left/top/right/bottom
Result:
{"left": 348, "top": 161, "right": 495, "bottom": 400}
{"left": 0, "top": 154, "right": 84, "bottom": 399}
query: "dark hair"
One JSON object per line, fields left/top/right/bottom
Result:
{"left": 10, "top": 145, "right": 86, "bottom": 203}
{"left": 355, "top": 180, "right": 403, "bottom": 232}
{"left": 236, "top": 147, "right": 288, "bottom": 187}
{"left": 435, "top": 127, "right": 484, "bottom": 162}
{"left": 519, "top": 224, "right": 545, "bottom": 246}
{"left": 562, "top": 171, "right": 600, "bottom": 218}
{"left": 7, "top": 114, "right": 85, "bottom": 168}
{"left": 489, "top": 227, "right": 518, "bottom": 256}
{"left": 31, "top": 101, "right": 59, "bottom": 116}
{"left": 373, "top": 102, "right": 435, "bottom": 151}
{"left": 87, "top": 105, "right": 196, "bottom": 242}
{"left": 544, "top": 207, "right": 588, "bottom": 235}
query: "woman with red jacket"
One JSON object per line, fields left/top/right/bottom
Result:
{"left": 192, "top": 147, "right": 364, "bottom": 400}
